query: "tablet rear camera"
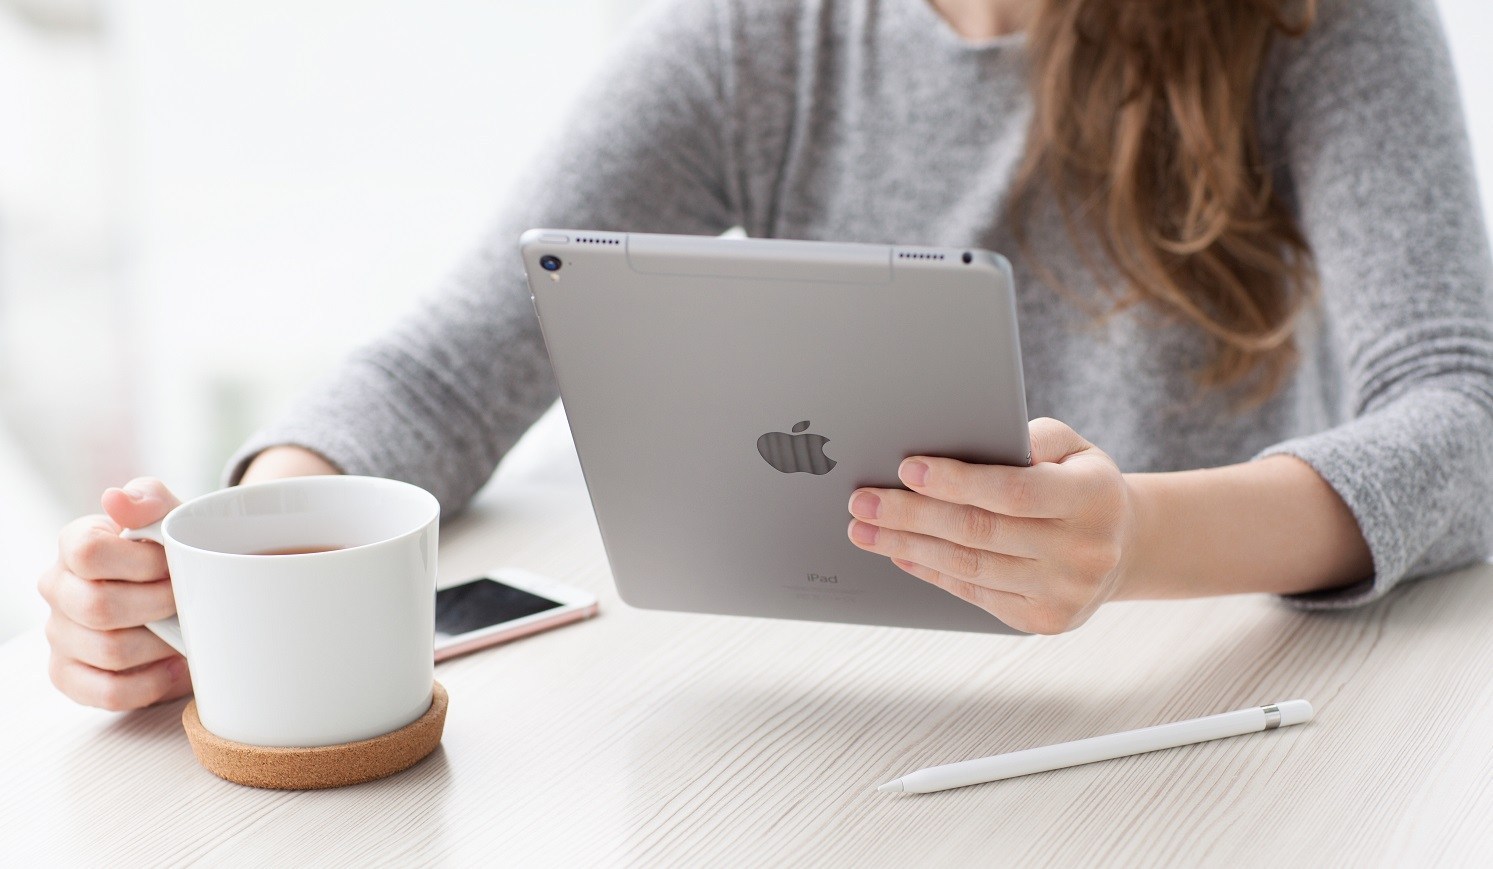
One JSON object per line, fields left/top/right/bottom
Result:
{"left": 540, "top": 255, "right": 563, "bottom": 272}
{"left": 962, "top": 251, "right": 973, "bottom": 264}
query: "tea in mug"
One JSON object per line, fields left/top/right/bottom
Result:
{"left": 251, "top": 545, "right": 348, "bottom": 556}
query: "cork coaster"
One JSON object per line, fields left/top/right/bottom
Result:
{"left": 181, "top": 681, "right": 448, "bottom": 790}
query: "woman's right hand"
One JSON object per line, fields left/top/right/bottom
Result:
{"left": 37, "top": 478, "right": 191, "bottom": 711}
{"left": 38, "top": 445, "right": 341, "bottom": 711}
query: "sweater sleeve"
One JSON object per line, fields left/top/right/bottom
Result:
{"left": 223, "top": 0, "right": 739, "bottom": 515}
{"left": 1255, "top": 0, "right": 1493, "bottom": 608}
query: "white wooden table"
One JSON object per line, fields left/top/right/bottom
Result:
{"left": 5, "top": 408, "right": 1493, "bottom": 865}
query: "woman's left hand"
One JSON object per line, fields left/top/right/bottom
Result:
{"left": 846, "top": 417, "right": 1135, "bottom": 634}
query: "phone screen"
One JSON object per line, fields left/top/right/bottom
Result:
{"left": 434, "top": 578, "right": 564, "bottom": 641}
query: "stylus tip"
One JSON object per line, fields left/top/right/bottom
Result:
{"left": 877, "top": 780, "right": 904, "bottom": 793}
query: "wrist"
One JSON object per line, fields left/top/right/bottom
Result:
{"left": 1112, "top": 472, "right": 1163, "bottom": 601}
{"left": 240, "top": 445, "right": 341, "bottom": 485}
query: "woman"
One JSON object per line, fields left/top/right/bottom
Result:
{"left": 39, "top": 0, "right": 1493, "bottom": 710}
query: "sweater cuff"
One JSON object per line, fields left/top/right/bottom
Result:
{"left": 222, "top": 423, "right": 382, "bottom": 488}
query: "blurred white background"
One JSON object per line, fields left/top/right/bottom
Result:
{"left": 1, "top": 0, "right": 1491, "bottom": 642}
{"left": 0, "top": 0, "right": 645, "bottom": 640}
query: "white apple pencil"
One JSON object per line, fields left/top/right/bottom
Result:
{"left": 877, "top": 699, "right": 1314, "bottom": 794}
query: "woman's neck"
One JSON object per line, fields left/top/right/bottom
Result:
{"left": 928, "top": 0, "right": 1035, "bottom": 41}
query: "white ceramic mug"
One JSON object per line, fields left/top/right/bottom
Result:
{"left": 122, "top": 475, "right": 439, "bottom": 748}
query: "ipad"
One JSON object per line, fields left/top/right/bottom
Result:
{"left": 521, "top": 229, "right": 1030, "bottom": 634}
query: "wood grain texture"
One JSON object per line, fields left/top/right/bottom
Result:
{"left": 4, "top": 411, "right": 1492, "bottom": 866}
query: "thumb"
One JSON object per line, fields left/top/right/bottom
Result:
{"left": 101, "top": 477, "right": 182, "bottom": 531}
{"left": 1028, "top": 417, "right": 1094, "bottom": 465}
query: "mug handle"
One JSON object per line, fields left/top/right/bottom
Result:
{"left": 120, "top": 521, "right": 188, "bottom": 657}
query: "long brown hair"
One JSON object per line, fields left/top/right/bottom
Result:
{"left": 1011, "top": 0, "right": 1318, "bottom": 400}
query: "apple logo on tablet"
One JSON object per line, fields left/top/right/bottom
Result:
{"left": 757, "top": 421, "right": 836, "bottom": 475}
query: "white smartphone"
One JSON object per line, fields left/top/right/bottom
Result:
{"left": 433, "top": 567, "right": 598, "bottom": 662}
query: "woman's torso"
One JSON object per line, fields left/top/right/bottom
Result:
{"left": 719, "top": 0, "right": 1338, "bottom": 472}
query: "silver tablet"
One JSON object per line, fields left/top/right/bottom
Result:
{"left": 521, "top": 230, "right": 1030, "bottom": 633}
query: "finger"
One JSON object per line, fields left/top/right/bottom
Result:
{"left": 889, "top": 558, "right": 1084, "bottom": 635}
{"left": 849, "top": 488, "right": 1054, "bottom": 558}
{"left": 36, "top": 562, "right": 62, "bottom": 607}
{"left": 895, "top": 418, "right": 1100, "bottom": 519}
{"left": 58, "top": 515, "right": 169, "bottom": 582}
{"left": 897, "top": 455, "right": 1099, "bottom": 519}
{"left": 848, "top": 520, "right": 1035, "bottom": 593}
{"left": 888, "top": 557, "right": 1030, "bottom": 619}
{"left": 1027, "top": 417, "right": 1093, "bottom": 465}
{"left": 51, "top": 570, "right": 176, "bottom": 631}
{"left": 45, "top": 614, "right": 178, "bottom": 673}
{"left": 49, "top": 654, "right": 191, "bottom": 712}
{"left": 100, "top": 477, "right": 181, "bottom": 534}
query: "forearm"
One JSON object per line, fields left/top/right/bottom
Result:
{"left": 1118, "top": 455, "right": 1373, "bottom": 600}
{"left": 240, "top": 446, "right": 342, "bottom": 484}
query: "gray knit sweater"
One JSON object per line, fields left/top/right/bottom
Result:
{"left": 228, "top": 0, "right": 1493, "bottom": 608}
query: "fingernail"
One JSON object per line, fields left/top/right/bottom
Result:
{"left": 900, "top": 460, "right": 929, "bottom": 487}
{"left": 849, "top": 491, "right": 881, "bottom": 519}
{"left": 850, "top": 520, "right": 879, "bottom": 545}
{"left": 121, "top": 485, "right": 152, "bottom": 503}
